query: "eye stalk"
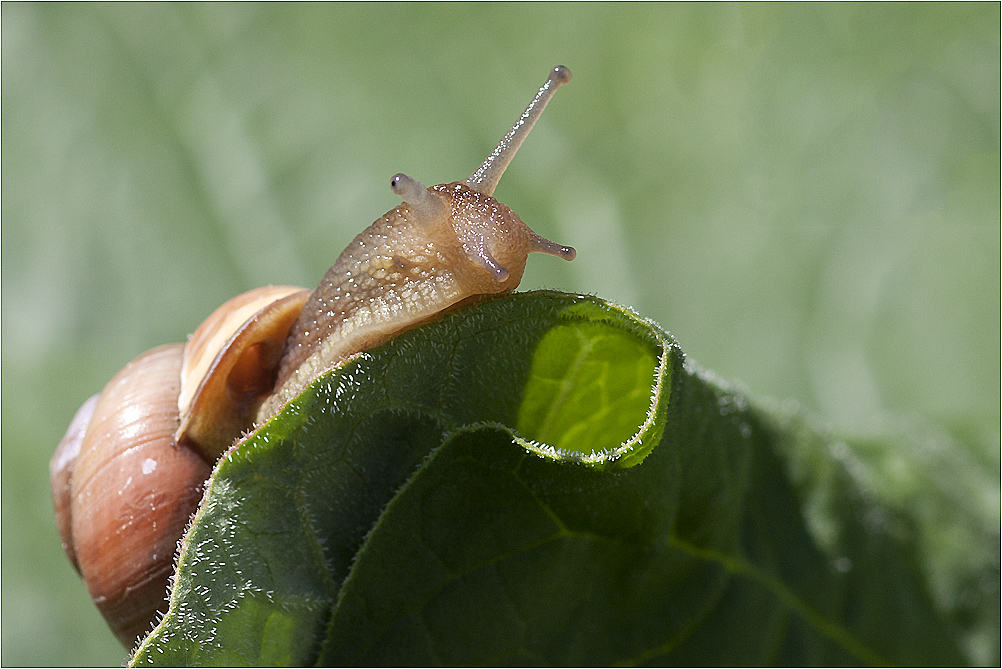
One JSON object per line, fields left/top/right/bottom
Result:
{"left": 464, "top": 65, "right": 573, "bottom": 196}
{"left": 391, "top": 173, "right": 449, "bottom": 222}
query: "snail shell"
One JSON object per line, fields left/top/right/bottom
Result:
{"left": 176, "top": 286, "right": 310, "bottom": 460}
{"left": 51, "top": 287, "right": 309, "bottom": 646}
{"left": 52, "top": 65, "right": 575, "bottom": 647}
{"left": 51, "top": 344, "right": 209, "bottom": 647}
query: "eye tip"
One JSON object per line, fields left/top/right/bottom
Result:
{"left": 390, "top": 173, "right": 406, "bottom": 193}
{"left": 550, "top": 65, "right": 572, "bottom": 86}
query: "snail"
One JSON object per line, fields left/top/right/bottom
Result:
{"left": 51, "top": 65, "right": 575, "bottom": 648}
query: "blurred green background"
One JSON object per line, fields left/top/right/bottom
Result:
{"left": 2, "top": 4, "right": 998, "bottom": 665}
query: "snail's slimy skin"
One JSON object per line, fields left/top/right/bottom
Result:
{"left": 259, "top": 66, "right": 574, "bottom": 420}
{"left": 261, "top": 180, "right": 574, "bottom": 419}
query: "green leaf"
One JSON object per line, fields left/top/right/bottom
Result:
{"left": 5, "top": 5, "right": 997, "bottom": 665}
{"left": 129, "top": 292, "right": 994, "bottom": 667}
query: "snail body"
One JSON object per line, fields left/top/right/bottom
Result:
{"left": 52, "top": 66, "right": 574, "bottom": 647}
{"left": 261, "top": 66, "right": 574, "bottom": 418}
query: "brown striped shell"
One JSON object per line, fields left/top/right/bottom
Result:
{"left": 50, "top": 288, "right": 309, "bottom": 646}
